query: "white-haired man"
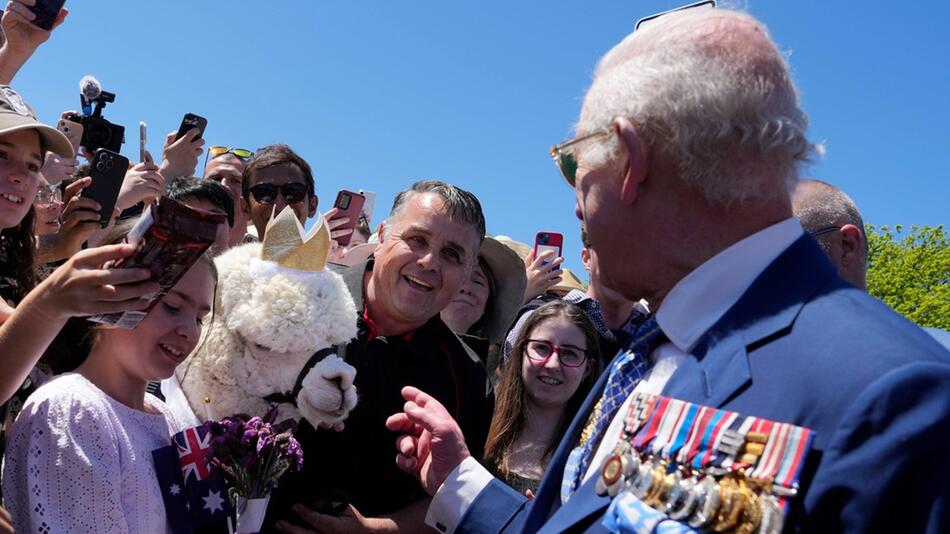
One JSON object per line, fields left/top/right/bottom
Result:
{"left": 386, "top": 3, "right": 950, "bottom": 533}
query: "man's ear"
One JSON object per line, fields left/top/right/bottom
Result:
{"left": 581, "top": 248, "right": 591, "bottom": 272}
{"left": 309, "top": 194, "right": 318, "bottom": 218}
{"left": 377, "top": 221, "right": 387, "bottom": 243}
{"left": 240, "top": 196, "right": 250, "bottom": 217}
{"left": 614, "top": 117, "right": 650, "bottom": 206}
{"left": 838, "top": 224, "right": 864, "bottom": 268}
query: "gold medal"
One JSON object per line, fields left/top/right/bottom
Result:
{"left": 711, "top": 475, "right": 744, "bottom": 532}
{"left": 733, "top": 480, "right": 762, "bottom": 534}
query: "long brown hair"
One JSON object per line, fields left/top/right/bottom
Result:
{"left": 0, "top": 206, "right": 37, "bottom": 305}
{"left": 483, "top": 300, "right": 601, "bottom": 480}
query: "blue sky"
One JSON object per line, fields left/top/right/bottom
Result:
{"left": 14, "top": 0, "right": 948, "bottom": 276}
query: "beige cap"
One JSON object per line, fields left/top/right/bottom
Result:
{"left": 0, "top": 85, "right": 74, "bottom": 157}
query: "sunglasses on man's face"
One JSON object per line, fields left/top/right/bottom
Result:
{"left": 248, "top": 182, "right": 309, "bottom": 205}
{"left": 549, "top": 128, "right": 613, "bottom": 188}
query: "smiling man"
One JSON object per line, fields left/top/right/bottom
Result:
{"left": 270, "top": 180, "right": 495, "bottom": 532}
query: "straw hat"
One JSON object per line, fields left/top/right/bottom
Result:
{"left": 478, "top": 237, "right": 528, "bottom": 344}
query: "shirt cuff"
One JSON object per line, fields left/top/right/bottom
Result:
{"left": 425, "top": 456, "right": 494, "bottom": 533}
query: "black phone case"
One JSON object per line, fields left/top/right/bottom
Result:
{"left": 28, "top": 0, "right": 66, "bottom": 31}
{"left": 83, "top": 149, "right": 129, "bottom": 227}
{"left": 175, "top": 113, "right": 207, "bottom": 142}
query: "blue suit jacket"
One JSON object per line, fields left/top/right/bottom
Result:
{"left": 458, "top": 236, "right": 950, "bottom": 533}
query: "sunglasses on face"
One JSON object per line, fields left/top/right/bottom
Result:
{"left": 549, "top": 127, "right": 613, "bottom": 188}
{"left": 525, "top": 339, "right": 588, "bottom": 368}
{"left": 209, "top": 146, "right": 254, "bottom": 160}
{"left": 549, "top": 1, "right": 717, "bottom": 188}
{"left": 248, "top": 182, "right": 309, "bottom": 205}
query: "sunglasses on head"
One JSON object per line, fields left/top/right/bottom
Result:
{"left": 549, "top": 0, "right": 716, "bottom": 188}
{"left": 209, "top": 146, "right": 254, "bottom": 160}
{"left": 248, "top": 182, "right": 309, "bottom": 205}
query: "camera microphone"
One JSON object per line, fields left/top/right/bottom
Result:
{"left": 79, "top": 75, "right": 101, "bottom": 113}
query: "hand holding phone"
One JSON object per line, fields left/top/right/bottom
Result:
{"left": 56, "top": 117, "right": 83, "bottom": 152}
{"left": 330, "top": 190, "right": 366, "bottom": 247}
{"left": 534, "top": 232, "right": 563, "bottom": 271}
{"left": 23, "top": 0, "right": 67, "bottom": 31}
{"left": 82, "top": 149, "right": 129, "bottom": 227}
{"left": 175, "top": 113, "right": 207, "bottom": 142}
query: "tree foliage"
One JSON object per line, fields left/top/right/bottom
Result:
{"left": 866, "top": 224, "right": 950, "bottom": 330}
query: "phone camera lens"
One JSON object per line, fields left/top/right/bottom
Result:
{"left": 105, "top": 160, "right": 114, "bottom": 170}
{"left": 539, "top": 234, "right": 549, "bottom": 244}
{"left": 339, "top": 195, "right": 350, "bottom": 209}
{"left": 95, "top": 162, "right": 105, "bottom": 171}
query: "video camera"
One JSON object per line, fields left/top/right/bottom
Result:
{"left": 71, "top": 75, "right": 125, "bottom": 154}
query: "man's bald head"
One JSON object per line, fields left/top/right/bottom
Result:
{"left": 792, "top": 179, "right": 868, "bottom": 289}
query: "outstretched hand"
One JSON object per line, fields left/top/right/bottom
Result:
{"left": 1, "top": 0, "right": 67, "bottom": 58}
{"left": 385, "top": 386, "right": 471, "bottom": 496}
{"left": 33, "top": 243, "right": 158, "bottom": 321}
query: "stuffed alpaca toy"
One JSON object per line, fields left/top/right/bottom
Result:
{"left": 177, "top": 207, "right": 359, "bottom": 427}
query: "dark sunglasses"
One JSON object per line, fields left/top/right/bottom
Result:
{"left": 549, "top": 1, "right": 716, "bottom": 188}
{"left": 248, "top": 182, "right": 309, "bottom": 204}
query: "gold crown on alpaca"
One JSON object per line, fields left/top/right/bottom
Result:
{"left": 260, "top": 206, "right": 330, "bottom": 272}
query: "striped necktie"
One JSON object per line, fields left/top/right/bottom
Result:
{"left": 560, "top": 315, "right": 666, "bottom": 502}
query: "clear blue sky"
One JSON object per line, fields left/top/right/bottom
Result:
{"left": 14, "top": 0, "right": 949, "bottom": 276}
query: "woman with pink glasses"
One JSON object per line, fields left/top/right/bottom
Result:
{"left": 483, "top": 300, "right": 601, "bottom": 495}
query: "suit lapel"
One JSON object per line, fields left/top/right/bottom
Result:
{"left": 663, "top": 236, "right": 837, "bottom": 407}
{"left": 536, "top": 475, "right": 610, "bottom": 534}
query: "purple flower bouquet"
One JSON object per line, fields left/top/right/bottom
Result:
{"left": 202, "top": 406, "right": 303, "bottom": 531}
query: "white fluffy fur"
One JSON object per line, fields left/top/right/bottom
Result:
{"left": 177, "top": 242, "right": 359, "bottom": 427}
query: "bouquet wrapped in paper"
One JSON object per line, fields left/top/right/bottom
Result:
{"left": 203, "top": 406, "right": 304, "bottom": 533}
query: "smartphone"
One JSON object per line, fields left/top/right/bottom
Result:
{"left": 139, "top": 121, "right": 147, "bottom": 162}
{"left": 175, "top": 113, "right": 207, "bottom": 142}
{"left": 56, "top": 118, "right": 83, "bottom": 152}
{"left": 83, "top": 149, "right": 129, "bottom": 227}
{"left": 358, "top": 189, "right": 376, "bottom": 225}
{"left": 89, "top": 197, "right": 226, "bottom": 329}
{"left": 27, "top": 0, "right": 66, "bottom": 31}
{"left": 534, "top": 231, "right": 563, "bottom": 270}
{"left": 332, "top": 190, "right": 366, "bottom": 246}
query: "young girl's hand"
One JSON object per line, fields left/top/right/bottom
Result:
{"left": 32, "top": 244, "right": 160, "bottom": 321}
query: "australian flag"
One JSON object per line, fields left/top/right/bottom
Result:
{"left": 153, "top": 425, "right": 234, "bottom": 534}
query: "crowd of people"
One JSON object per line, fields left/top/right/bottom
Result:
{"left": 0, "top": 1, "right": 947, "bottom": 533}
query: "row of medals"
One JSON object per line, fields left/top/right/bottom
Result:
{"left": 595, "top": 438, "right": 792, "bottom": 534}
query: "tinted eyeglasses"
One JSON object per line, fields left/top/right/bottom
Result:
{"left": 34, "top": 184, "right": 62, "bottom": 206}
{"left": 248, "top": 182, "right": 309, "bottom": 204}
{"left": 525, "top": 339, "right": 588, "bottom": 368}
{"left": 549, "top": 128, "right": 613, "bottom": 188}
{"left": 209, "top": 146, "right": 254, "bottom": 160}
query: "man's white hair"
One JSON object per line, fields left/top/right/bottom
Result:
{"left": 578, "top": 8, "right": 818, "bottom": 206}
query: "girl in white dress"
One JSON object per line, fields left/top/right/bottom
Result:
{"left": 2, "top": 255, "right": 217, "bottom": 533}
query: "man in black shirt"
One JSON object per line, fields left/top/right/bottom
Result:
{"left": 271, "top": 180, "right": 494, "bottom": 532}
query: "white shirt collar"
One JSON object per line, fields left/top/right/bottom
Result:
{"left": 656, "top": 217, "right": 804, "bottom": 352}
